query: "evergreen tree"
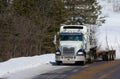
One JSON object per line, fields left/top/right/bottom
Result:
{"left": 63, "top": 0, "right": 102, "bottom": 25}
{"left": 12, "top": 0, "right": 67, "bottom": 55}
{"left": 0, "top": 0, "right": 104, "bottom": 61}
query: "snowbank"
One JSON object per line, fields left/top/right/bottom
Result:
{"left": 0, "top": 54, "right": 55, "bottom": 77}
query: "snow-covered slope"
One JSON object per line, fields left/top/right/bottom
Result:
{"left": 0, "top": 54, "right": 54, "bottom": 77}
{"left": 0, "top": 54, "right": 68, "bottom": 79}
{"left": 97, "top": 0, "right": 120, "bottom": 59}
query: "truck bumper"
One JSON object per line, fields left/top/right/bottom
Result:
{"left": 55, "top": 55, "right": 86, "bottom": 64}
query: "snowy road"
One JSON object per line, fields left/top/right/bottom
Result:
{"left": 5, "top": 64, "right": 68, "bottom": 79}
{"left": 31, "top": 60, "right": 120, "bottom": 79}
{"left": 70, "top": 60, "right": 120, "bottom": 79}
{"left": 32, "top": 60, "right": 106, "bottom": 79}
{"left": 0, "top": 54, "right": 120, "bottom": 79}
{"left": 1, "top": 60, "right": 120, "bottom": 79}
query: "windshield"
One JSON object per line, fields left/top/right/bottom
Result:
{"left": 60, "top": 34, "right": 83, "bottom": 41}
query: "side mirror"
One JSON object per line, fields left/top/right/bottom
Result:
{"left": 53, "top": 35, "right": 57, "bottom": 45}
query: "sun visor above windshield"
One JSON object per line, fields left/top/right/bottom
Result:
{"left": 63, "top": 26, "right": 83, "bottom": 29}
{"left": 60, "top": 25, "right": 88, "bottom": 34}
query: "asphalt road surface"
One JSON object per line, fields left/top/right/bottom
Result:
{"left": 33, "top": 60, "right": 120, "bottom": 79}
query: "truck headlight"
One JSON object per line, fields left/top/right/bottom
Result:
{"left": 55, "top": 48, "right": 61, "bottom": 55}
{"left": 77, "top": 52, "right": 83, "bottom": 55}
{"left": 56, "top": 52, "right": 61, "bottom": 55}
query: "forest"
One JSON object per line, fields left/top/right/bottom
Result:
{"left": 0, "top": 0, "right": 103, "bottom": 61}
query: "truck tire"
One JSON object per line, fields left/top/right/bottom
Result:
{"left": 75, "top": 61, "right": 85, "bottom": 65}
{"left": 111, "top": 54, "right": 115, "bottom": 60}
{"left": 105, "top": 55, "right": 109, "bottom": 61}
{"left": 81, "top": 61, "right": 86, "bottom": 66}
{"left": 109, "top": 54, "right": 112, "bottom": 61}
{"left": 56, "top": 61, "right": 61, "bottom": 65}
{"left": 108, "top": 54, "right": 111, "bottom": 61}
{"left": 102, "top": 55, "right": 105, "bottom": 61}
{"left": 102, "top": 55, "right": 108, "bottom": 61}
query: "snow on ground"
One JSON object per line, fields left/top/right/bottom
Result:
{"left": 97, "top": 0, "right": 120, "bottom": 59}
{"left": 0, "top": 54, "right": 68, "bottom": 79}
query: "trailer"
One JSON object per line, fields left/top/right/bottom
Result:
{"left": 90, "top": 47, "right": 116, "bottom": 61}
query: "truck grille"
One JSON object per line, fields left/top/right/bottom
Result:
{"left": 62, "top": 47, "right": 75, "bottom": 57}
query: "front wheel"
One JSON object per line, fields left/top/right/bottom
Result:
{"left": 75, "top": 61, "right": 85, "bottom": 65}
{"left": 56, "top": 61, "right": 61, "bottom": 65}
{"left": 81, "top": 61, "right": 86, "bottom": 66}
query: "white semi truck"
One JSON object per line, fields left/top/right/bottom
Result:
{"left": 53, "top": 25, "right": 116, "bottom": 65}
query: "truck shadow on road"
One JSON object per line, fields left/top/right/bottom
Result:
{"left": 49, "top": 61, "right": 81, "bottom": 66}
{"left": 50, "top": 59, "right": 104, "bottom": 66}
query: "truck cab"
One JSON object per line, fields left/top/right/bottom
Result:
{"left": 54, "top": 25, "right": 90, "bottom": 65}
